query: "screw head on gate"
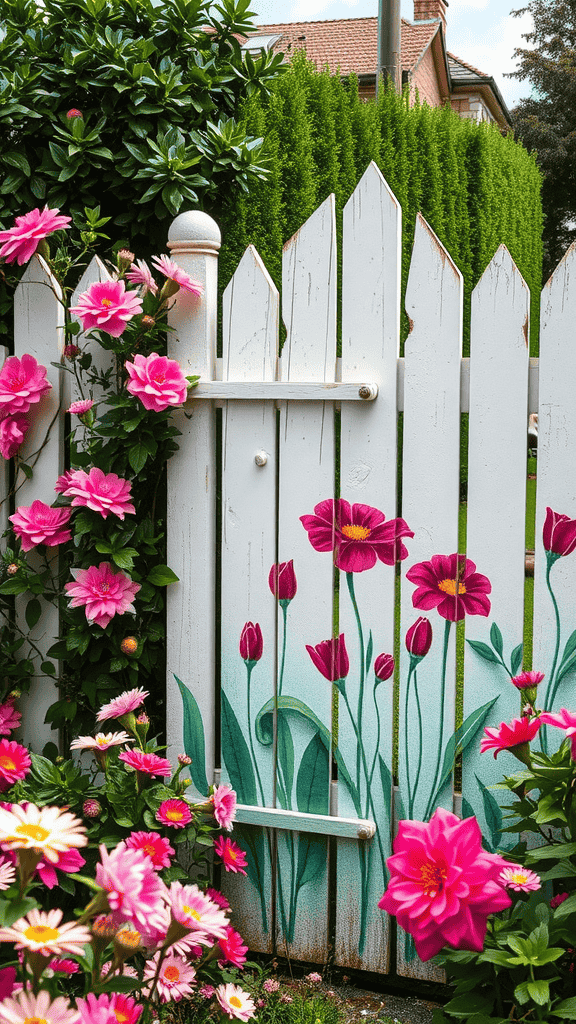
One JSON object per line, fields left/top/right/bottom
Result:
{"left": 254, "top": 451, "right": 268, "bottom": 466}
{"left": 358, "top": 385, "right": 377, "bottom": 400}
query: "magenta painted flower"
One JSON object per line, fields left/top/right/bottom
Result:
{"left": 0, "top": 354, "right": 51, "bottom": 417}
{"left": 543, "top": 507, "right": 576, "bottom": 558}
{"left": 0, "top": 207, "right": 71, "bottom": 265}
{"left": 306, "top": 634, "right": 349, "bottom": 682}
{"left": 96, "top": 687, "right": 149, "bottom": 723}
{"left": 95, "top": 841, "right": 166, "bottom": 931}
{"left": 0, "top": 739, "right": 31, "bottom": 792}
{"left": 219, "top": 926, "right": 248, "bottom": 968}
{"left": 405, "top": 617, "right": 433, "bottom": 657}
{"left": 511, "top": 670, "right": 544, "bottom": 690}
{"left": 125, "top": 352, "right": 188, "bottom": 413}
{"left": 59, "top": 467, "right": 135, "bottom": 520}
{"left": 239, "top": 622, "right": 263, "bottom": 662}
{"left": 70, "top": 280, "right": 143, "bottom": 338}
{"left": 126, "top": 259, "right": 158, "bottom": 296}
{"left": 211, "top": 783, "right": 236, "bottom": 831}
{"left": 156, "top": 799, "right": 193, "bottom": 829}
{"left": 67, "top": 399, "right": 94, "bottom": 416}
{"left": 378, "top": 806, "right": 512, "bottom": 961}
{"left": 0, "top": 413, "right": 28, "bottom": 459}
{"left": 64, "top": 562, "right": 140, "bottom": 629}
{"left": 119, "top": 749, "right": 172, "bottom": 777}
{"left": 0, "top": 699, "right": 20, "bottom": 737}
{"left": 152, "top": 254, "right": 203, "bottom": 296}
{"left": 216, "top": 984, "right": 256, "bottom": 1022}
{"left": 407, "top": 554, "right": 491, "bottom": 622}
{"left": 268, "top": 560, "right": 297, "bottom": 601}
{"left": 10, "top": 500, "right": 72, "bottom": 552}
{"left": 374, "top": 653, "right": 394, "bottom": 681}
{"left": 539, "top": 708, "right": 576, "bottom": 758}
{"left": 500, "top": 866, "right": 541, "bottom": 893}
{"left": 480, "top": 716, "right": 541, "bottom": 760}
{"left": 214, "top": 836, "right": 248, "bottom": 875}
{"left": 125, "top": 831, "right": 174, "bottom": 870}
{"left": 301, "top": 499, "right": 413, "bottom": 572}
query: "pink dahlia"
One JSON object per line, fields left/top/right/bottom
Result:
{"left": 70, "top": 280, "right": 143, "bottom": 338}
{"left": 59, "top": 467, "right": 135, "bottom": 520}
{"left": 143, "top": 951, "right": 197, "bottom": 1003}
{"left": 64, "top": 562, "right": 140, "bottom": 629}
{"left": 119, "top": 749, "right": 172, "bottom": 777}
{"left": 211, "top": 784, "right": 236, "bottom": 831}
{"left": 539, "top": 708, "right": 576, "bottom": 758}
{"left": 125, "top": 352, "right": 188, "bottom": 413}
{"left": 0, "top": 699, "right": 21, "bottom": 737}
{"left": 156, "top": 799, "right": 192, "bottom": 829}
{"left": 407, "top": 553, "right": 491, "bottom": 622}
{"left": 0, "top": 207, "right": 71, "bottom": 265}
{"left": 10, "top": 500, "right": 72, "bottom": 552}
{"left": 96, "top": 686, "right": 149, "bottom": 723}
{"left": 511, "top": 670, "right": 544, "bottom": 690}
{"left": 0, "top": 739, "right": 31, "bottom": 791}
{"left": 480, "top": 716, "right": 541, "bottom": 760}
{"left": 125, "top": 260, "right": 158, "bottom": 296}
{"left": 379, "top": 807, "right": 512, "bottom": 961}
{"left": 216, "top": 984, "right": 256, "bottom": 1022}
{"left": 125, "top": 831, "right": 174, "bottom": 870}
{"left": 0, "top": 414, "right": 28, "bottom": 459}
{"left": 0, "top": 354, "right": 51, "bottom": 417}
{"left": 301, "top": 498, "right": 413, "bottom": 573}
{"left": 152, "top": 254, "right": 203, "bottom": 296}
{"left": 219, "top": 925, "right": 248, "bottom": 968}
{"left": 95, "top": 841, "right": 166, "bottom": 931}
{"left": 500, "top": 866, "right": 541, "bottom": 893}
{"left": 214, "top": 836, "right": 248, "bottom": 875}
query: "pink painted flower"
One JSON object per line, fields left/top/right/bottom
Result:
{"left": 511, "top": 670, "right": 544, "bottom": 690}
{"left": 125, "top": 831, "right": 174, "bottom": 870}
{"left": 64, "top": 562, "right": 140, "bottom": 629}
{"left": 374, "top": 653, "right": 394, "bottom": 681}
{"left": 211, "top": 784, "right": 236, "bottom": 831}
{"left": 239, "top": 622, "right": 263, "bottom": 662}
{"left": 59, "top": 467, "right": 135, "bottom": 519}
{"left": 0, "top": 207, "right": 71, "bottom": 265}
{"left": 70, "top": 280, "right": 143, "bottom": 338}
{"left": 125, "top": 260, "right": 158, "bottom": 296}
{"left": 95, "top": 841, "right": 166, "bottom": 931}
{"left": 0, "top": 414, "right": 28, "bottom": 459}
{"left": 125, "top": 352, "right": 188, "bottom": 413}
{"left": 543, "top": 507, "right": 576, "bottom": 558}
{"left": 306, "top": 634, "right": 349, "bottom": 682}
{"left": 144, "top": 951, "right": 197, "bottom": 1002}
{"left": 214, "top": 836, "right": 248, "bottom": 875}
{"left": 119, "top": 749, "right": 172, "bottom": 777}
{"left": 207, "top": 886, "right": 230, "bottom": 909}
{"left": 96, "top": 687, "right": 149, "bottom": 723}
{"left": 500, "top": 866, "right": 541, "bottom": 893}
{"left": 0, "top": 699, "right": 21, "bottom": 737}
{"left": 156, "top": 799, "right": 192, "bottom": 829}
{"left": 378, "top": 807, "right": 512, "bottom": 961}
{"left": 216, "top": 984, "right": 256, "bottom": 1022}
{"left": 268, "top": 560, "right": 297, "bottom": 601}
{"left": 35, "top": 848, "right": 85, "bottom": 889}
{"left": 219, "top": 925, "right": 248, "bottom": 968}
{"left": 0, "top": 354, "right": 51, "bottom": 417}
{"left": 0, "top": 739, "right": 31, "bottom": 791}
{"left": 0, "top": 990, "right": 79, "bottom": 1024}
{"left": 301, "top": 499, "right": 413, "bottom": 573}
{"left": 152, "top": 254, "right": 203, "bottom": 296}
{"left": 539, "top": 708, "right": 576, "bottom": 758}
{"left": 407, "top": 554, "right": 491, "bottom": 622}
{"left": 405, "top": 617, "right": 433, "bottom": 658}
{"left": 480, "top": 716, "right": 541, "bottom": 760}
{"left": 10, "top": 500, "right": 72, "bottom": 552}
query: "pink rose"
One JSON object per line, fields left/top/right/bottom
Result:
{"left": 70, "top": 280, "right": 143, "bottom": 338}
{"left": 0, "top": 354, "right": 51, "bottom": 417}
{"left": 9, "top": 500, "right": 72, "bottom": 551}
{"left": 125, "top": 352, "right": 188, "bottom": 412}
{"left": 0, "top": 413, "right": 29, "bottom": 459}
{"left": 0, "top": 207, "right": 71, "bottom": 265}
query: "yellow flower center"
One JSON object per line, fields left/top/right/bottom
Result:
{"left": 182, "top": 905, "right": 201, "bottom": 921}
{"left": 96, "top": 736, "right": 108, "bottom": 746}
{"left": 143, "top": 843, "right": 157, "bottom": 858}
{"left": 101, "top": 299, "right": 113, "bottom": 308}
{"left": 117, "top": 929, "right": 140, "bottom": 948}
{"left": 15, "top": 823, "right": 50, "bottom": 842}
{"left": 164, "top": 965, "right": 180, "bottom": 982}
{"left": 341, "top": 524, "right": 371, "bottom": 541}
{"left": 420, "top": 862, "right": 446, "bottom": 898}
{"left": 438, "top": 578, "right": 466, "bottom": 596}
{"left": 24, "top": 925, "right": 60, "bottom": 943}
{"left": 24, "top": 1017, "right": 48, "bottom": 1024}
{"left": 0, "top": 754, "right": 16, "bottom": 770}
{"left": 510, "top": 871, "right": 529, "bottom": 884}
{"left": 165, "top": 808, "right": 183, "bottom": 821}
{"left": 115, "top": 1012, "right": 129, "bottom": 1023}
{"left": 230, "top": 997, "right": 242, "bottom": 1009}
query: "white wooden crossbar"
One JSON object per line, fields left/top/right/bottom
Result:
{"left": 235, "top": 804, "right": 376, "bottom": 840}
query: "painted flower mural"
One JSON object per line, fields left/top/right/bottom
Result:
{"left": 300, "top": 499, "right": 413, "bottom": 572}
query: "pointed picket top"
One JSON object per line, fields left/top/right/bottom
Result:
{"left": 406, "top": 214, "right": 462, "bottom": 350}
{"left": 223, "top": 245, "right": 278, "bottom": 382}
{"left": 67, "top": 255, "right": 114, "bottom": 411}
{"left": 281, "top": 193, "right": 337, "bottom": 382}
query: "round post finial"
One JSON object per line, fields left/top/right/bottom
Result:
{"left": 167, "top": 211, "right": 221, "bottom": 258}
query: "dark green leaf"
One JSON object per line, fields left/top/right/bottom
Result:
{"left": 221, "top": 689, "right": 257, "bottom": 806}
{"left": 490, "top": 622, "right": 503, "bottom": 657}
{"left": 25, "top": 598, "right": 41, "bottom": 630}
{"left": 466, "top": 640, "right": 501, "bottom": 664}
{"left": 511, "top": 643, "right": 523, "bottom": 675}
{"left": 128, "top": 444, "right": 148, "bottom": 473}
{"left": 174, "top": 674, "right": 209, "bottom": 796}
{"left": 147, "top": 565, "right": 179, "bottom": 586}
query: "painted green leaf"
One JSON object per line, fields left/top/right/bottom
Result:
{"left": 365, "top": 630, "right": 374, "bottom": 676}
{"left": 475, "top": 774, "right": 502, "bottom": 849}
{"left": 511, "top": 643, "right": 523, "bottom": 676}
{"left": 234, "top": 824, "right": 268, "bottom": 933}
{"left": 378, "top": 755, "right": 392, "bottom": 826}
{"left": 490, "top": 622, "right": 504, "bottom": 657}
{"left": 174, "top": 674, "right": 209, "bottom": 796}
{"left": 461, "top": 796, "right": 475, "bottom": 819}
{"left": 221, "top": 690, "right": 258, "bottom": 806}
{"left": 431, "top": 697, "right": 499, "bottom": 804}
{"left": 295, "top": 834, "right": 327, "bottom": 892}
{"left": 466, "top": 640, "right": 501, "bottom": 664}
{"left": 555, "top": 653, "right": 576, "bottom": 686}
{"left": 277, "top": 715, "right": 294, "bottom": 808}
{"left": 296, "top": 733, "right": 329, "bottom": 816}
{"left": 560, "top": 628, "right": 576, "bottom": 668}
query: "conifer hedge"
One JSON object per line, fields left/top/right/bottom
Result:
{"left": 219, "top": 53, "right": 543, "bottom": 355}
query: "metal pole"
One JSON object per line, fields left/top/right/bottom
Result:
{"left": 376, "top": 0, "right": 401, "bottom": 96}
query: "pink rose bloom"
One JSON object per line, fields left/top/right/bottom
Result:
{"left": 125, "top": 352, "right": 188, "bottom": 413}
{"left": 0, "top": 699, "right": 21, "bottom": 737}
{"left": 379, "top": 807, "right": 512, "bottom": 961}
{"left": 118, "top": 749, "right": 172, "bottom": 777}
{"left": 59, "top": 467, "right": 135, "bottom": 520}
{"left": 64, "top": 562, "right": 140, "bottom": 629}
{"left": 152, "top": 254, "right": 203, "bottom": 296}
{"left": 95, "top": 841, "right": 166, "bottom": 932}
{"left": 125, "top": 831, "right": 174, "bottom": 870}
{"left": 539, "top": 708, "right": 576, "bottom": 758}
{"left": 219, "top": 926, "right": 248, "bottom": 968}
{"left": 36, "top": 848, "right": 85, "bottom": 890}
{"left": 126, "top": 260, "right": 158, "bottom": 296}
{"left": 70, "top": 280, "right": 143, "bottom": 338}
{"left": 211, "top": 784, "right": 236, "bottom": 831}
{"left": 0, "top": 413, "right": 29, "bottom": 459}
{"left": 0, "top": 354, "right": 51, "bottom": 417}
{"left": 10, "top": 500, "right": 72, "bottom": 551}
{"left": 0, "top": 740, "right": 31, "bottom": 792}
{"left": 0, "top": 207, "right": 71, "bottom": 265}
{"left": 214, "top": 836, "right": 248, "bottom": 875}
{"left": 301, "top": 498, "right": 413, "bottom": 573}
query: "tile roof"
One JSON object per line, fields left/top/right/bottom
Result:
{"left": 448, "top": 53, "right": 489, "bottom": 82}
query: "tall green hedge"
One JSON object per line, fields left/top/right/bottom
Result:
{"left": 219, "top": 53, "right": 543, "bottom": 356}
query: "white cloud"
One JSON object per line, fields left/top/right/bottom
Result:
{"left": 448, "top": 9, "right": 534, "bottom": 110}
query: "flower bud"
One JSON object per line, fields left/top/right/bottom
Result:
{"left": 405, "top": 617, "right": 432, "bottom": 659}
{"left": 178, "top": 754, "right": 192, "bottom": 766}
{"left": 6, "top": 564, "right": 18, "bottom": 576}
{"left": 63, "top": 345, "right": 81, "bottom": 360}
{"left": 66, "top": 108, "right": 83, "bottom": 119}
{"left": 374, "top": 653, "right": 394, "bottom": 682}
{"left": 239, "top": 622, "right": 263, "bottom": 662}
{"left": 117, "top": 249, "right": 135, "bottom": 272}
{"left": 141, "top": 315, "right": 155, "bottom": 328}
{"left": 83, "top": 799, "right": 102, "bottom": 819}
{"left": 268, "top": 560, "right": 297, "bottom": 602}
{"left": 120, "top": 636, "right": 138, "bottom": 656}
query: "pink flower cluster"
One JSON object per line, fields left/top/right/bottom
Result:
{"left": 55, "top": 467, "right": 135, "bottom": 520}
{"left": 0, "top": 354, "right": 52, "bottom": 460}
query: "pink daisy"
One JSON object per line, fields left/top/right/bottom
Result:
{"left": 0, "top": 907, "right": 91, "bottom": 956}
{"left": 0, "top": 739, "right": 31, "bottom": 791}
{"left": 126, "top": 260, "right": 158, "bottom": 296}
{"left": 219, "top": 926, "right": 248, "bottom": 968}
{"left": 152, "top": 254, "right": 203, "bottom": 296}
{"left": 96, "top": 687, "right": 149, "bottom": 723}
{"left": 144, "top": 951, "right": 197, "bottom": 1003}
{"left": 119, "top": 749, "right": 172, "bottom": 777}
{"left": 156, "top": 799, "right": 192, "bottom": 829}
{"left": 216, "top": 984, "right": 256, "bottom": 1022}
{"left": 49, "top": 958, "right": 80, "bottom": 975}
{"left": 125, "top": 352, "right": 188, "bottom": 413}
{"left": 10, "top": 500, "right": 72, "bottom": 552}
{"left": 166, "top": 881, "right": 229, "bottom": 944}
{"left": 211, "top": 783, "right": 236, "bottom": 831}
{"left": 207, "top": 886, "right": 230, "bottom": 910}
{"left": 95, "top": 841, "right": 166, "bottom": 931}
{"left": 125, "top": 831, "right": 174, "bottom": 870}
{"left": 70, "top": 732, "right": 134, "bottom": 752}
{"left": 539, "top": 708, "right": 576, "bottom": 758}
{"left": 64, "top": 562, "right": 140, "bottom": 629}
{"left": 76, "top": 994, "right": 119, "bottom": 1024}
{"left": 0, "top": 207, "right": 71, "bottom": 265}
{"left": 0, "top": 354, "right": 51, "bottom": 417}
{"left": 109, "top": 996, "right": 142, "bottom": 1024}
{"left": 70, "top": 280, "right": 143, "bottom": 338}
{"left": 500, "top": 866, "right": 541, "bottom": 893}
{"left": 0, "top": 990, "right": 79, "bottom": 1024}
{"left": 59, "top": 467, "right": 135, "bottom": 520}
{"left": 214, "top": 836, "right": 248, "bottom": 875}
{"left": 480, "top": 716, "right": 541, "bottom": 760}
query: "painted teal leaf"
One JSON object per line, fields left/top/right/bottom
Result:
{"left": 365, "top": 630, "right": 374, "bottom": 676}
{"left": 378, "top": 755, "right": 392, "bottom": 826}
{"left": 466, "top": 640, "right": 501, "bottom": 664}
{"left": 461, "top": 796, "right": 475, "bottom": 819}
{"left": 221, "top": 691, "right": 257, "bottom": 806}
{"left": 475, "top": 773, "right": 502, "bottom": 849}
{"left": 404, "top": 933, "right": 417, "bottom": 961}
{"left": 296, "top": 733, "right": 329, "bottom": 815}
{"left": 560, "top": 628, "right": 576, "bottom": 668}
{"left": 277, "top": 716, "right": 294, "bottom": 808}
{"left": 174, "top": 675, "right": 208, "bottom": 796}
{"left": 511, "top": 643, "right": 523, "bottom": 676}
{"left": 295, "top": 834, "right": 327, "bottom": 892}
{"left": 431, "top": 697, "right": 499, "bottom": 804}
{"left": 490, "top": 622, "right": 504, "bottom": 657}
{"left": 234, "top": 824, "right": 268, "bottom": 933}
{"left": 555, "top": 653, "right": 576, "bottom": 686}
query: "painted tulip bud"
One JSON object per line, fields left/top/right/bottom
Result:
{"left": 239, "top": 622, "right": 263, "bottom": 662}
{"left": 268, "top": 560, "right": 297, "bottom": 601}
{"left": 374, "top": 653, "right": 394, "bottom": 681}
{"left": 405, "top": 617, "right": 432, "bottom": 658}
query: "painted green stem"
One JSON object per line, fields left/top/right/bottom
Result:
{"left": 278, "top": 602, "right": 289, "bottom": 698}
{"left": 542, "top": 558, "right": 562, "bottom": 754}
{"left": 403, "top": 661, "right": 415, "bottom": 819}
{"left": 424, "top": 618, "right": 452, "bottom": 820}
{"left": 410, "top": 665, "right": 424, "bottom": 817}
{"left": 347, "top": 572, "right": 365, "bottom": 794}
{"left": 246, "top": 662, "right": 266, "bottom": 806}
{"left": 368, "top": 678, "right": 382, "bottom": 793}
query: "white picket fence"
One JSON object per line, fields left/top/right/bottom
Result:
{"left": 6, "top": 161, "right": 576, "bottom": 981}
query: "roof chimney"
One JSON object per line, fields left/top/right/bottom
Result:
{"left": 413, "top": 0, "right": 448, "bottom": 35}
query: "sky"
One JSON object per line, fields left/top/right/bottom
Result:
{"left": 251, "top": 0, "right": 534, "bottom": 112}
